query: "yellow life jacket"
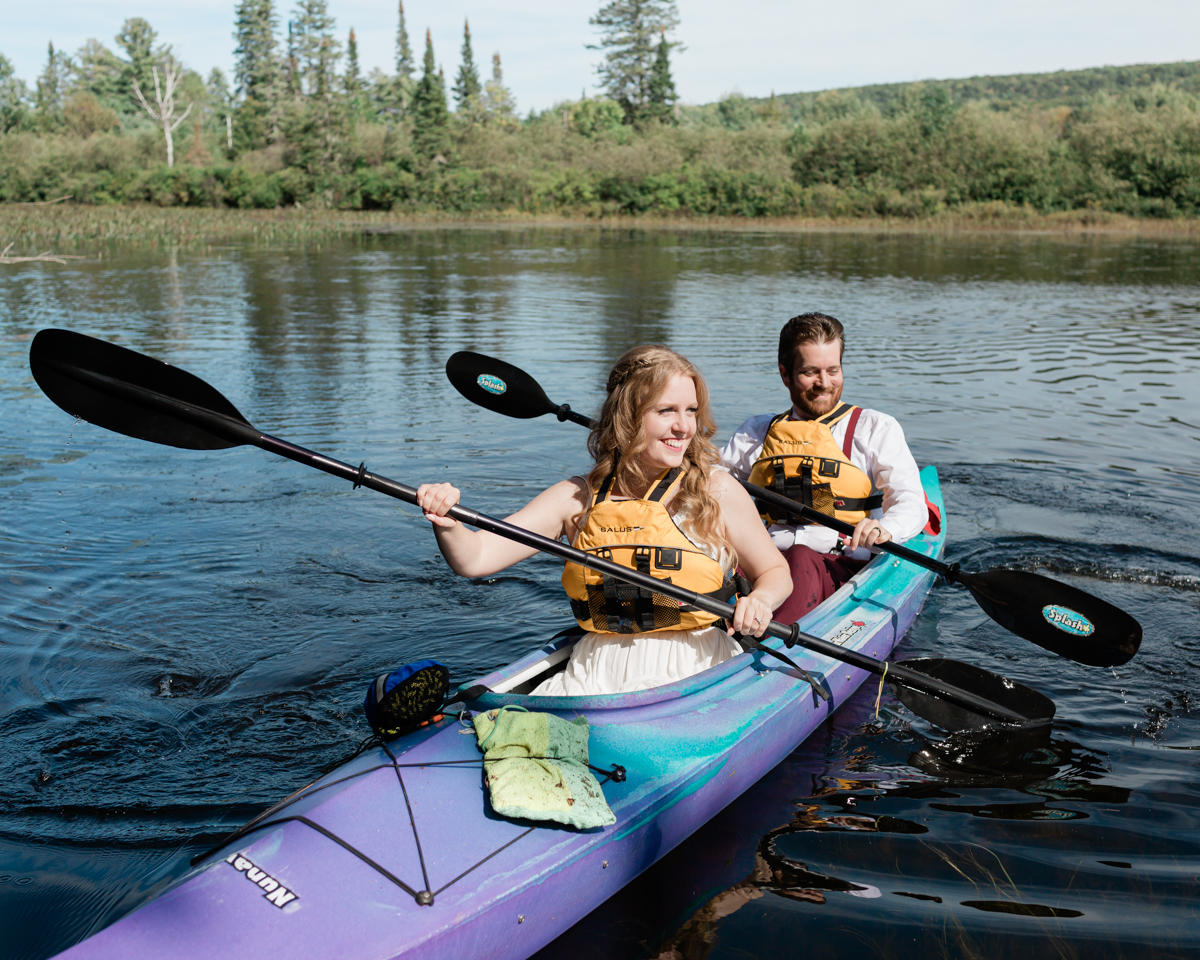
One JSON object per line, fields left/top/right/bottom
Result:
{"left": 562, "top": 468, "right": 736, "bottom": 634}
{"left": 746, "top": 403, "right": 883, "bottom": 526}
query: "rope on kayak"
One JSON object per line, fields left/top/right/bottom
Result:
{"left": 190, "top": 731, "right": 385, "bottom": 866}
{"left": 738, "top": 632, "right": 829, "bottom": 701}
{"left": 433, "top": 826, "right": 537, "bottom": 896}
{"left": 380, "top": 738, "right": 433, "bottom": 903}
{"left": 874, "top": 661, "right": 889, "bottom": 719}
{"left": 189, "top": 725, "right": 627, "bottom": 907}
{"left": 257, "top": 815, "right": 425, "bottom": 900}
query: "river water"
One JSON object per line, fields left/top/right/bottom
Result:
{"left": 2, "top": 228, "right": 1199, "bottom": 959}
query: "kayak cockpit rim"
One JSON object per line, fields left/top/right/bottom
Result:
{"left": 459, "top": 547, "right": 901, "bottom": 712}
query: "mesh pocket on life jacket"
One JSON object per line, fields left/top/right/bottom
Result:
{"left": 585, "top": 576, "right": 682, "bottom": 633}
{"left": 809, "top": 482, "right": 836, "bottom": 517}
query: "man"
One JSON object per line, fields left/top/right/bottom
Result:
{"left": 721, "top": 312, "right": 929, "bottom": 623}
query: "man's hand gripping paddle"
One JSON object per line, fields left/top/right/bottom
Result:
{"left": 30, "top": 329, "right": 1053, "bottom": 731}
{"left": 445, "top": 350, "right": 1142, "bottom": 669}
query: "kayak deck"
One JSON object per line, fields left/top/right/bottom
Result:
{"left": 56, "top": 466, "right": 946, "bottom": 960}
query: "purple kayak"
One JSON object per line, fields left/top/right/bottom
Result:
{"left": 54, "top": 467, "right": 946, "bottom": 960}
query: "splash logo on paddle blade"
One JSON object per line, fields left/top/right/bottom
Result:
{"left": 476, "top": 374, "right": 506, "bottom": 396}
{"left": 1042, "top": 604, "right": 1094, "bottom": 637}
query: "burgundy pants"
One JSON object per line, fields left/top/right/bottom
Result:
{"left": 773, "top": 545, "right": 867, "bottom": 624}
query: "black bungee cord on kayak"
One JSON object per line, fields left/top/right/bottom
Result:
{"left": 191, "top": 664, "right": 626, "bottom": 907}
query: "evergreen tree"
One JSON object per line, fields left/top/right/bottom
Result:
{"left": 282, "top": 0, "right": 349, "bottom": 181}
{"left": 284, "top": 21, "right": 299, "bottom": 96}
{"left": 482, "top": 52, "right": 516, "bottom": 126}
{"left": 410, "top": 29, "right": 449, "bottom": 162}
{"left": 115, "top": 18, "right": 163, "bottom": 109}
{"left": 74, "top": 40, "right": 124, "bottom": 114}
{"left": 395, "top": 1, "right": 414, "bottom": 83}
{"left": 206, "top": 68, "right": 235, "bottom": 150}
{"left": 0, "top": 53, "right": 31, "bottom": 134}
{"left": 758, "top": 90, "right": 783, "bottom": 124}
{"left": 291, "top": 0, "right": 340, "bottom": 97}
{"left": 452, "top": 20, "right": 481, "bottom": 115}
{"left": 587, "top": 0, "right": 680, "bottom": 124}
{"left": 343, "top": 28, "right": 366, "bottom": 118}
{"left": 642, "top": 29, "right": 677, "bottom": 124}
{"left": 232, "top": 0, "right": 280, "bottom": 149}
{"left": 366, "top": 67, "right": 401, "bottom": 124}
{"left": 35, "top": 42, "right": 72, "bottom": 132}
{"left": 380, "top": 0, "right": 415, "bottom": 117}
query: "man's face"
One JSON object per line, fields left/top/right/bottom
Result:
{"left": 779, "top": 339, "right": 844, "bottom": 419}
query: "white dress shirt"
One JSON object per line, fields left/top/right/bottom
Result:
{"left": 720, "top": 406, "right": 928, "bottom": 560}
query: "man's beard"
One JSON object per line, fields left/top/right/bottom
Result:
{"left": 791, "top": 381, "right": 843, "bottom": 420}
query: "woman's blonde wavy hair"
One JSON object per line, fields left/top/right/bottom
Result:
{"left": 584, "top": 345, "right": 733, "bottom": 562}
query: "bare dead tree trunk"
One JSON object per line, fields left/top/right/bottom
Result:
{"left": 132, "top": 61, "right": 193, "bottom": 168}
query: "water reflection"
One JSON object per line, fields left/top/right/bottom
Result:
{"left": 541, "top": 712, "right": 1192, "bottom": 960}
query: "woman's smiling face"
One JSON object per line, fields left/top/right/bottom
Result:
{"left": 637, "top": 373, "right": 698, "bottom": 475}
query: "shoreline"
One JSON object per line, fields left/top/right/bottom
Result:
{"left": 4, "top": 204, "right": 1200, "bottom": 252}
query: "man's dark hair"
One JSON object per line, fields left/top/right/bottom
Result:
{"left": 778, "top": 312, "right": 845, "bottom": 372}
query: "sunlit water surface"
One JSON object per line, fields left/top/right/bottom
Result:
{"left": 2, "top": 228, "right": 1200, "bottom": 959}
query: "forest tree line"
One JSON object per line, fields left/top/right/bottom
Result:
{"left": 2, "top": 0, "right": 1200, "bottom": 219}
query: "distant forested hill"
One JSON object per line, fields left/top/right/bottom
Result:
{"left": 685, "top": 60, "right": 1200, "bottom": 125}
{"left": 6, "top": 39, "right": 1200, "bottom": 221}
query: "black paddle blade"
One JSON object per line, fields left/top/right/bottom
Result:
{"left": 445, "top": 351, "right": 557, "bottom": 419}
{"left": 890, "top": 658, "right": 1056, "bottom": 733}
{"left": 30, "top": 328, "right": 254, "bottom": 450}
{"left": 957, "top": 569, "right": 1141, "bottom": 668}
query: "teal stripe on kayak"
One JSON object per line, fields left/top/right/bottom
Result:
{"left": 610, "top": 758, "right": 728, "bottom": 843}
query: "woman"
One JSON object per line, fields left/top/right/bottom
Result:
{"left": 417, "top": 345, "right": 791, "bottom": 696}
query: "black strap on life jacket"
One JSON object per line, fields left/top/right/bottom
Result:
{"left": 760, "top": 404, "right": 882, "bottom": 522}
{"left": 819, "top": 403, "right": 853, "bottom": 425}
{"left": 764, "top": 455, "right": 883, "bottom": 521}
{"left": 595, "top": 467, "right": 680, "bottom": 504}
{"left": 579, "top": 467, "right": 716, "bottom": 631}
{"left": 571, "top": 575, "right": 738, "bottom": 633}
{"left": 781, "top": 403, "right": 852, "bottom": 426}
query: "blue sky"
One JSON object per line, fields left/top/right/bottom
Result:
{"left": 5, "top": 0, "right": 1200, "bottom": 112}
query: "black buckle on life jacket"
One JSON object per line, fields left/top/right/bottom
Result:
{"left": 655, "top": 547, "right": 682, "bottom": 570}
{"left": 598, "top": 573, "right": 672, "bottom": 632}
{"left": 765, "top": 459, "right": 812, "bottom": 524}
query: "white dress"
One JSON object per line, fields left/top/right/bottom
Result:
{"left": 531, "top": 625, "right": 743, "bottom": 696}
{"left": 532, "top": 486, "right": 742, "bottom": 697}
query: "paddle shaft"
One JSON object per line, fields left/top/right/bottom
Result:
{"left": 517, "top": 400, "right": 956, "bottom": 581}
{"left": 551, "top": 403, "right": 593, "bottom": 428}
{"left": 738, "top": 479, "right": 958, "bottom": 579}
{"left": 57, "top": 360, "right": 1024, "bottom": 724}
{"left": 272, "top": 453, "right": 1024, "bottom": 724}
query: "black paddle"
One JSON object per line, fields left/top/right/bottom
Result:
{"left": 445, "top": 350, "right": 1142, "bottom": 668}
{"left": 30, "top": 328, "right": 1053, "bottom": 731}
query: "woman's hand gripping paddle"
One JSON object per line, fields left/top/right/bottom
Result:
{"left": 445, "top": 350, "right": 1142, "bottom": 669}
{"left": 30, "top": 328, "right": 1051, "bottom": 732}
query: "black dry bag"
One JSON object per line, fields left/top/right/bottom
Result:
{"left": 362, "top": 660, "right": 450, "bottom": 739}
